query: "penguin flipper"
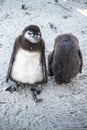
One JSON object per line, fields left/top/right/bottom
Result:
{"left": 6, "top": 47, "right": 16, "bottom": 82}
{"left": 6, "top": 36, "right": 21, "bottom": 82}
{"left": 43, "top": 54, "right": 48, "bottom": 83}
{"left": 78, "top": 49, "right": 83, "bottom": 73}
{"left": 41, "top": 39, "right": 48, "bottom": 83}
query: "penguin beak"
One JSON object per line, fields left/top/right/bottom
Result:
{"left": 33, "top": 34, "right": 37, "bottom": 39}
{"left": 33, "top": 34, "right": 39, "bottom": 41}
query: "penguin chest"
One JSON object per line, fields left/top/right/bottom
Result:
{"left": 11, "top": 49, "right": 43, "bottom": 84}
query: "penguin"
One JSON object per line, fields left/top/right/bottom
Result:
{"left": 48, "top": 33, "right": 83, "bottom": 84}
{"left": 6, "top": 25, "right": 47, "bottom": 102}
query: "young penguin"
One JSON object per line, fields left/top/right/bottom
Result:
{"left": 6, "top": 25, "right": 47, "bottom": 102}
{"left": 48, "top": 33, "right": 83, "bottom": 84}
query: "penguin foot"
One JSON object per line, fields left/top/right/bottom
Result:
{"left": 5, "top": 86, "right": 17, "bottom": 93}
{"left": 31, "top": 85, "right": 43, "bottom": 103}
{"left": 31, "top": 84, "right": 42, "bottom": 95}
{"left": 32, "top": 91, "right": 43, "bottom": 103}
{"left": 36, "top": 98, "right": 43, "bottom": 103}
{"left": 5, "top": 82, "right": 24, "bottom": 93}
{"left": 35, "top": 84, "right": 42, "bottom": 95}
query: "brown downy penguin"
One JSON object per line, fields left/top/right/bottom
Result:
{"left": 48, "top": 33, "right": 83, "bottom": 84}
{"left": 6, "top": 25, "right": 47, "bottom": 102}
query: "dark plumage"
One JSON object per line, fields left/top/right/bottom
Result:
{"left": 6, "top": 25, "right": 47, "bottom": 102}
{"left": 48, "top": 33, "right": 83, "bottom": 84}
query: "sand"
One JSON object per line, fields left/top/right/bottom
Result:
{"left": 0, "top": 0, "right": 87, "bottom": 130}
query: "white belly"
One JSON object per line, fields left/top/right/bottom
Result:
{"left": 11, "top": 48, "right": 43, "bottom": 84}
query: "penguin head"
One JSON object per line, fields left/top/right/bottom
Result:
{"left": 23, "top": 25, "right": 41, "bottom": 44}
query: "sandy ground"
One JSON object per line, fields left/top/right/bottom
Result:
{"left": 0, "top": 0, "right": 87, "bottom": 130}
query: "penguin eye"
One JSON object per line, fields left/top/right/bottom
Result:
{"left": 28, "top": 31, "right": 33, "bottom": 35}
{"left": 33, "top": 33, "right": 37, "bottom": 36}
{"left": 28, "top": 32, "right": 32, "bottom": 35}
